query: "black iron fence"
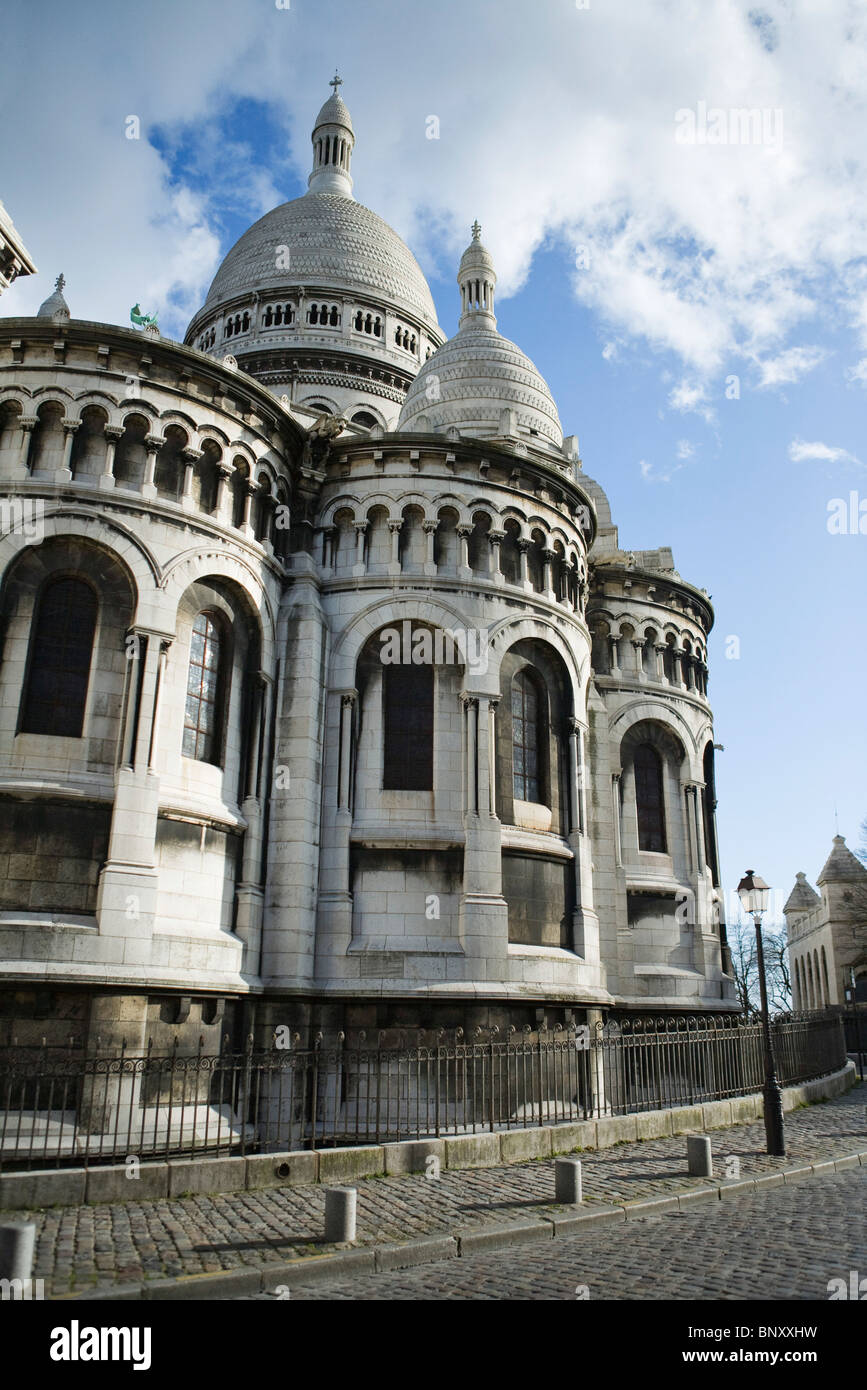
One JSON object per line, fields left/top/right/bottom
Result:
{"left": 0, "top": 1011, "right": 847, "bottom": 1170}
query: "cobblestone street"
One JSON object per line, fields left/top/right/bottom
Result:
{"left": 5, "top": 1084, "right": 864, "bottom": 1297}
{"left": 259, "top": 1168, "right": 867, "bottom": 1301}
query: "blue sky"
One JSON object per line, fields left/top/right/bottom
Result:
{"left": 2, "top": 0, "right": 865, "bottom": 921}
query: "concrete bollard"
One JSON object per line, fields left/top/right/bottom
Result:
{"left": 324, "top": 1187, "right": 357, "bottom": 1243}
{"left": 687, "top": 1135, "right": 713, "bottom": 1177}
{"left": 554, "top": 1157, "right": 583, "bottom": 1204}
{"left": 0, "top": 1222, "right": 35, "bottom": 1282}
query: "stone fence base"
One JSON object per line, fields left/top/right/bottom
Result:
{"left": 0, "top": 1060, "right": 856, "bottom": 1211}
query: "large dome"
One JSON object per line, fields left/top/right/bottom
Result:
{"left": 201, "top": 192, "right": 439, "bottom": 331}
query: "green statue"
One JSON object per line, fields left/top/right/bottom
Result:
{"left": 130, "top": 303, "right": 159, "bottom": 329}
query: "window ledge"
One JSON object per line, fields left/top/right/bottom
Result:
{"left": 501, "top": 826, "right": 573, "bottom": 860}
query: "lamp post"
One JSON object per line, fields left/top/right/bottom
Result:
{"left": 737, "top": 869, "right": 786, "bottom": 1156}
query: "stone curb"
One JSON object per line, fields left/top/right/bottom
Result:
{"left": 50, "top": 1146, "right": 867, "bottom": 1301}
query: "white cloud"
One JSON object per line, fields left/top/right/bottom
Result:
{"left": 602, "top": 341, "right": 619, "bottom": 362}
{"left": 754, "top": 345, "right": 827, "bottom": 388}
{"left": 676, "top": 439, "right": 694, "bottom": 460}
{"left": 788, "top": 438, "right": 862, "bottom": 467}
{"left": 845, "top": 357, "right": 867, "bottom": 386}
{"left": 2, "top": 0, "right": 867, "bottom": 369}
{"left": 668, "top": 379, "right": 717, "bottom": 425}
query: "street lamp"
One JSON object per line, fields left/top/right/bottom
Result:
{"left": 737, "top": 869, "right": 786, "bottom": 1156}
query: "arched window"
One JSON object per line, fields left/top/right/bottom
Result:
{"left": 512, "top": 669, "right": 542, "bottom": 803}
{"left": 20, "top": 577, "right": 97, "bottom": 737}
{"left": 352, "top": 411, "right": 377, "bottom": 429}
{"left": 634, "top": 743, "right": 666, "bottom": 852}
{"left": 182, "top": 611, "right": 227, "bottom": 764}
{"left": 383, "top": 662, "right": 433, "bottom": 789}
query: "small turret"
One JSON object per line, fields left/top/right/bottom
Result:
{"left": 307, "top": 72, "right": 355, "bottom": 198}
{"left": 457, "top": 220, "right": 497, "bottom": 330}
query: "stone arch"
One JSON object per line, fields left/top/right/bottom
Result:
{"left": 70, "top": 404, "right": 110, "bottom": 481}
{"left": 319, "top": 493, "right": 363, "bottom": 529}
{"left": 0, "top": 510, "right": 155, "bottom": 618}
{"left": 28, "top": 400, "right": 67, "bottom": 476}
{"left": 484, "top": 612, "right": 587, "bottom": 708}
{"left": 329, "top": 593, "right": 478, "bottom": 691}
{"left": 71, "top": 389, "right": 121, "bottom": 422}
{"left": 609, "top": 698, "right": 701, "bottom": 769}
{"left": 161, "top": 548, "right": 276, "bottom": 669}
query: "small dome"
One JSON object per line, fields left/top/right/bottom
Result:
{"left": 397, "top": 222, "right": 563, "bottom": 447}
{"left": 459, "top": 221, "right": 495, "bottom": 279}
{"left": 313, "top": 93, "right": 354, "bottom": 136}
{"left": 37, "top": 272, "right": 70, "bottom": 321}
{"left": 398, "top": 328, "right": 563, "bottom": 446}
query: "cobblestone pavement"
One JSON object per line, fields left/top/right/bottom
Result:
{"left": 6, "top": 1084, "right": 865, "bottom": 1296}
{"left": 260, "top": 1168, "right": 867, "bottom": 1301}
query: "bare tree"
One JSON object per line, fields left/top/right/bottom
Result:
{"left": 727, "top": 915, "right": 792, "bottom": 1016}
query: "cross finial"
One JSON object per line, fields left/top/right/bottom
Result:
{"left": 471, "top": 220, "right": 481, "bottom": 241}
{"left": 55, "top": 273, "right": 65, "bottom": 293}
{"left": 330, "top": 71, "right": 343, "bottom": 94}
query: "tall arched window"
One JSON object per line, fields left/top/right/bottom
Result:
{"left": 183, "top": 611, "right": 227, "bottom": 764}
{"left": 512, "top": 668, "right": 543, "bottom": 803}
{"left": 634, "top": 743, "right": 666, "bottom": 852}
{"left": 382, "top": 663, "right": 433, "bottom": 789}
{"left": 20, "top": 577, "right": 97, "bottom": 737}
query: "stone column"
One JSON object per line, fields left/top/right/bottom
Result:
{"left": 458, "top": 689, "right": 509, "bottom": 977}
{"left": 612, "top": 772, "right": 623, "bottom": 867}
{"left": 215, "top": 463, "right": 234, "bottom": 524}
{"left": 654, "top": 643, "right": 666, "bottom": 682}
{"left": 489, "top": 529, "right": 505, "bottom": 585}
{"left": 142, "top": 433, "right": 161, "bottom": 498}
{"left": 338, "top": 692, "right": 356, "bottom": 810}
{"left": 352, "top": 521, "right": 368, "bottom": 576}
{"left": 388, "top": 519, "right": 403, "bottom": 575}
{"left": 609, "top": 634, "right": 620, "bottom": 675}
{"left": 314, "top": 686, "right": 357, "bottom": 976}
{"left": 241, "top": 481, "right": 257, "bottom": 538}
{"left": 517, "top": 538, "right": 531, "bottom": 591}
{"left": 423, "top": 519, "right": 438, "bottom": 577}
{"left": 15, "top": 416, "right": 37, "bottom": 478}
{"left": 456, "top": 523, "right": 473, "bottom": 577}
{"left": 97, "top": 628, "right": 172, "bottom": 946}
{"left": 487, "top": 699, "right": 498, "bottom": 818}
{"left": 542, "top": 548, "right": 557, "bottom": 602}
{"left": 237, "top": 673, "right": 270, "bottom": 971}
{"left": 672, "top": 646, "right": 686, "bottom": 688}
{"left": 632, "top": 638, "right": 646, "bottom": 680}
{"left": 99, "top": 424, "right": 123, "bottom": 490}
{"left": 147, "top": 640, "right": 171, "bottom": 771}
{"left": 180, "top": 446, "right": 203, "bottom": 511}
{"left": 57, "top": 420, "right": 78, "bottom": 483}
{"left": 463, "top": 695, "right": 478, "bottom": 815}
{"left": 265, "top": 576, "right": 328, "bottom": 995}
{"left": 567, "top": 717, "right": 598, "bottom": 961}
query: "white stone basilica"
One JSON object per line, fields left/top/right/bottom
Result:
{"left": 0, "top": 81, "right": 736, "bottom": 1056}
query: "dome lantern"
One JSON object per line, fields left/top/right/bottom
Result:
{"left": 307, "top": 72, "right": 355, "bottom": 198}
{"left": 458, "top": 220, "right": 497, "bottom": 330}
